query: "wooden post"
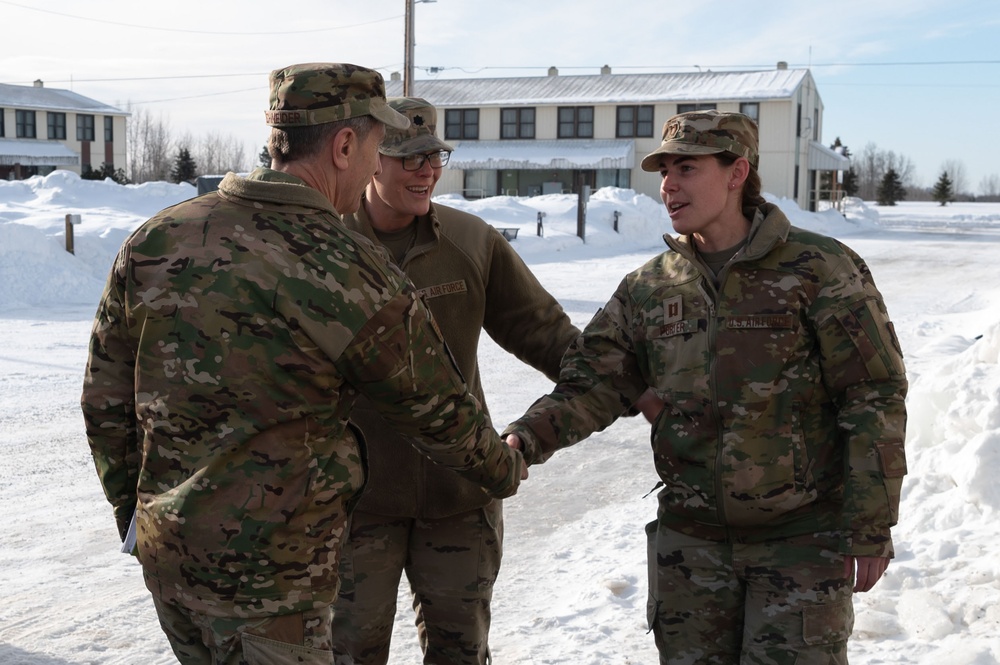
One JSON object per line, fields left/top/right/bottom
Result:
{"left": 65, "top": 213, "right": 81, "bottom": 254}
{"left": 576, "top": 175, "right": 589, "bottom": 242}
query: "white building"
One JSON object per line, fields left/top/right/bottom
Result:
{"left": 0, "top": 80, "right": 128, "bottom": 180}
{"left": 386, "top": 63, "right": 850, "bottom": 211}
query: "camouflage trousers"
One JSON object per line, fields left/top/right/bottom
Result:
{"left": 331, "top": 502, "right": 503, "bottom": 665}
{"left": 645, "top": 521, "right": 854, "bottom": 665}
{"left": 152, "top": 597, "right": 352, "bottom": 664}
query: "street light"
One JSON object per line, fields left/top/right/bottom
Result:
{"left": 404, "top": 0, "right": 436, "bottom": 96}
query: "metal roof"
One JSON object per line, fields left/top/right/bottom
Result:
{"left": 0, "top": 82, "right": 128, "bottom": 116}
{"left": 0, "top": 138, "right": 80, "bottom": 166}
{"left": 449, "top": 138, "right": 634, "bottom": 170}
{"left": 387, "top": 68, "right": 810, "bottom": 107}
{"left": 808, "top": 140, "right": 851, "bottom": 171}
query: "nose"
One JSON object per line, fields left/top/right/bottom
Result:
{"left": 660, "top": 172, "right": 677, "bottom": 193}
{"left": 417, "top": 158, "right": 435, "bottom": 175}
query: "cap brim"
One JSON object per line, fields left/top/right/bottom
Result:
{"left": 380, "top": 135, "right": 455, "bottom": 157}
{"left": 639, "top": 142, "right": 724, "bottom": 172}
{"left": 369, "top": 99, "right": 411, "bottom": 130}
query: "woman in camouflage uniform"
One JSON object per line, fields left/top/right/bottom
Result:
{"left": 505, "top": 110, "right": 907, "bottom": 664}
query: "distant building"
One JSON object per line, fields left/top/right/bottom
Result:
{"left": 387, "top": 63, "right": 849, "bottom": 211}
{"left": 0, "top": 80, "right": 128, "bottom": 180}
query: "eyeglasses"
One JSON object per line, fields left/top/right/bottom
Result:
{"left": 400, "top": 150, "right": 450, "bottom": 171}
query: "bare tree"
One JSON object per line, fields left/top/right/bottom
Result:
{"left": 125, "top": 103, "right": 173, "bottom": 184}
{"left": 854, "top": 142, "right": 916, "bottom": 201}
{"left": 124, "top": 105, "right": 254, "bottom": 183}
{"left": 193, "top": 132, "right": 250, "bottom": 176}
{"left": 855, "top": 143, "right": 882, "bottom": 201}
{"left": 979, "top": 174, "right": 1000, "bottom": 200}
{"left": 940, "top": 160, "right": 968, "bottom": 196}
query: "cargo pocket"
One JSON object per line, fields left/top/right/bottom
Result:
{"left": 802, "top": 597, "right": 854, "bottom": 646}
{"left": 478, "top": 501, "right": 504, "bottom": 589}
{"left": 644, "top": 519, "right": 661, "bottom": 633}
{"left": 242, "top": 632, "right": 334, "bottom": 665}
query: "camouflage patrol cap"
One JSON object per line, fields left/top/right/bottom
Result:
{"left": 640, "top": 110, "right": 759, "bottom": 172}
{"left": 265, "top": 63, "right": 410, "bottom": 130}
{"left": 379, "top": 97, "right": 454, "bottom": 157}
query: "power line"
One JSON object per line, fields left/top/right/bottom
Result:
{"left": 418, "top": 59, "right": 1000, "bottom": 74}
{"left": 131, "top": 87, "right": 265, "bottom": 105}
{"left": 4, "top": 65, "right": 399, "bottom": 87}
{"left": 0, "top": 0, "right": 401, "bottom": 35}
{"left": 5, "top": 59, "right": 995, "bottom": 89}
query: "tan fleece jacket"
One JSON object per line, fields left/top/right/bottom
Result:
{"left": 343, "top": 200, "right": 580, "bottom": 517}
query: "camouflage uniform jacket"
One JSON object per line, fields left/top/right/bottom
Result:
{"left": 506, "top": 203, "right": 907, "bottom": 558}
{"left": 343, "top": 201, "right": 580, "bottom": 518}
{"left": 81, "top": 168, "right": 523, "bottom": 618}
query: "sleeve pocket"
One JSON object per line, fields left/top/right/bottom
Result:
{"left": 876, "top": 439, "right": 907, "bottom": 478}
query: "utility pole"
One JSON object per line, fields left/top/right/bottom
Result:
{"left": 404, "top": 0, "right": 414, "bottom": 96}
{"left": 403, "top": 0, "right": 435, "bottom": 96}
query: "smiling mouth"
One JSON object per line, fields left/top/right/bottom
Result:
{"left": 408, "top": 186, "right": 429, "bottom": 195}
{"left": 668, "top": 202, "right": 687, "bottom": 213}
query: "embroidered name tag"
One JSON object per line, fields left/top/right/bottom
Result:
{"left": 656, "top": 320, "right": 697, "bottom": 337}
{"left": 418, "top": 280, "right": 468, "bottom": 300}
{"left": 726, "top": 314, "right": 795, "bottom": 330}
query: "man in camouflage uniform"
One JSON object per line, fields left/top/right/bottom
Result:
{"left": 330, "top": 97, "right": 580, "bottom": 665}
{"left": 81, "top": 64, "right": 524, "bottom": 665}
{"left": 505, "top": 110, "right": 907, "bottom": 664}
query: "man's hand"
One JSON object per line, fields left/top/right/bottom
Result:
{"left": 845, "top": 555, "right": 890, "bottom": 592}
{"left": 506, "top": 433, "right": 522, "bottom": 451}
{"left": 505, "top": 434, "right": 528, "bottom": 480}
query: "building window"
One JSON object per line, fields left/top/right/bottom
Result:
{"left": 47, "top": 112, "right": 67, "bottom": 140}
{"left": 616, "top": 105, "right": 654, "bottom": 138}
{"left": 677, "top": 103, "right": 717, "bottom": 114}
{"left": 501, "top": 107, "right": 535, "bottom": 139}
{"left": 558, "top": 106, "right": 594, "bottom": 138}
{"left": 445, "top": 109, "right": 479, "bottom": 140}
{"left": 740, "top": 103, "right": 760, "bottom": 124}
{"left": 16, "top": 110, "right": 37, "bottom": 138}
{"left": 77, "top": 114, "right": 95, "bottom": 141}
{"left": 104, "top": 116, "right": 114, "bottom": 142}
{"left": 0, "top": 108, "right": 5, "bottom": 137}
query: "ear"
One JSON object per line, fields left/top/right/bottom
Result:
{"left": 330, "top": 126, "right": 356, "bottom": 170}
{"left": 729, "top": 157, "right": 751, "bottom": 190}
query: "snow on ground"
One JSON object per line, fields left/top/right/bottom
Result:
{"left": 1, "top": 172, "right": 999, "bottom": 664}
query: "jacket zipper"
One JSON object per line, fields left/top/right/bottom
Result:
{"left": 698, "top": 280, "right": 728, "bottom": 529}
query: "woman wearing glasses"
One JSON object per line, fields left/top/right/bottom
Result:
{"left": 333, "top": 97, "right": 581, "bottom": 665}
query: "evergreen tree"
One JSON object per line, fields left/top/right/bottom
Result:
{"left": 842, "top": 167, "right": 859, "bottom": 197}
{"left": 258, "top": 144, "right": 271, "bottom": 168}
{"left": 932, "top": 170, "right": 953, "bottom": 206}
{"left": 81, "top": 162, "right": 129, "bottom": 185}
{"left": 170, "top": 147, "right": 198, "bottom": 184}
{"left": 877, "top": 168, "right": 906, "bottom": 206}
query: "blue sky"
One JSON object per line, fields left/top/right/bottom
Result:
{"left": 2, "top": 0, "right": 997, "bottom": 194}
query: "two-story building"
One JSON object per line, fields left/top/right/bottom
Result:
{"left": 386, "top": 63, "right": 849, "bottom": 211}
{"left": 0, "top": 80, "right": 128, "bottom": 180}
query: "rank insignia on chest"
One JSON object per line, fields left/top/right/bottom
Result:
{"left": 663, "top": 295, "right": 683, "bottom": 323}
